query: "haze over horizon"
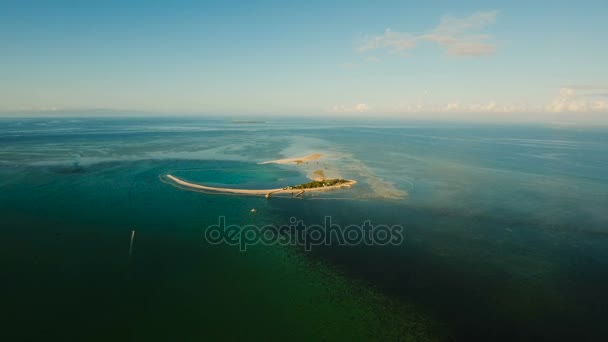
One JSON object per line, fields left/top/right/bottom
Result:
{"left": 2, "top": 1, "right": 607, "bottom": 122}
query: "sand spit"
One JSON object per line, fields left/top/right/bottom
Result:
{"left": 165, "top": 174, "right": 355, "bottom": 197}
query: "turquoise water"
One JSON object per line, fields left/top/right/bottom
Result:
{"left": 1, "top": 117, "right": 608, "bottom": 340}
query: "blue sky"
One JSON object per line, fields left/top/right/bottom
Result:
{"left": 1, "top": 0, "right": 607, "bottom": 119}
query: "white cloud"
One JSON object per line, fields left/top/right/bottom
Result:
{"left": 331, "top": 103, "right": 370, "bottom": 113}
{"left": 358, "top": 11, "right": 498, "bottom": 57}
{"left": 424, "top": 10, "right": 497, "bottom": 56}
{"left": 592, "top": 100, "right": 608, "bottom": 111}
{"left": 547, "top": 87, "right": 608, "bottom": 113}
{"left": 486, "top": 101, "right": 497, "bottom": 111}
{"left": 444, "top": 102, "right": 461, "bottom": 111}
{"left": 358, "top": 29, "right": 417, "bottom": 54}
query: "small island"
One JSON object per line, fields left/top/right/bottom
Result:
{"left": 164, "top": 153, "right": 355, "bottom": 198}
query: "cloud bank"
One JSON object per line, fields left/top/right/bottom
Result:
{"left": 330, "top": 87, "right": 608, "bottom": 116}
{"left": 547, "top": 87, "right": 608, "bottom": 113}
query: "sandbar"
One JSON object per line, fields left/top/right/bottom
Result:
{"left": 258, "top": 153, "right": 322, "bottom": 165}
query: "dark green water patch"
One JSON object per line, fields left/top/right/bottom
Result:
{"left": 0, "top": 159, "right": 441, "bottom": 341}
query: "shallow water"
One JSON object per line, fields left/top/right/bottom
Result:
{"left": 1, "top": 117, "right": 607, "bottom": 340}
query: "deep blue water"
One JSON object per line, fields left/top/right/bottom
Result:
{"left": 1, "top": 117, "right": 607, "bottom": 340}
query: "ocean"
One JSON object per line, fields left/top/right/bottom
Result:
{"left": 1, "top": 117, "right": 607, "bottom": 340}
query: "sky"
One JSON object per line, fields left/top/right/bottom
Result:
{"left": 1, "top": 0, "right": 608, "bottom": 120}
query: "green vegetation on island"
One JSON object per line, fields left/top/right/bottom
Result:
{"left": 291, "top": 179, "right": 349, "bottom": 190}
